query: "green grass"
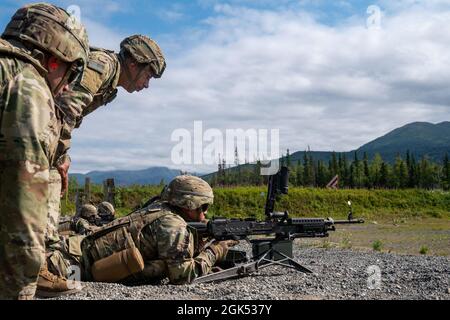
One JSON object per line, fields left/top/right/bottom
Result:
{"left": 419, "top": 246, "right": 429, "bottom": 255}
{"left": 62, "top": 186, "right": 450, "bottom": 221}
{"left": 372, "top": 240, "right": 383, "bottom": 251}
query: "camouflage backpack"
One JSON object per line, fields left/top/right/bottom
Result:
{"left": 80, "top": 202, "right": 175, "bottom": 277}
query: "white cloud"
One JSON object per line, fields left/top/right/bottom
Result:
{"left": 69, "top": 2, "right": 450, "bottom": 174}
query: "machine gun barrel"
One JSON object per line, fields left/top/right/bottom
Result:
{"left": 188, "top": 216, "right": 365, "bottom": 242}
{"left": 332, "top": 218, "right": 365, "bottom": 224}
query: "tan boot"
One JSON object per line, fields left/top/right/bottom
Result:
{"left": 35, "top": 264, "right": 83, "bottom": 298}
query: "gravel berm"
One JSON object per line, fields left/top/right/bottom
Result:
{"left": 50, "top": 243, "right": 450, "bottom": 300}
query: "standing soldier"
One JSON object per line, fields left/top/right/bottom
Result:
{"left": 44, "top": 35, "right": 166, "bottom": 259}
{"left": 0, "top": 3, "right": 89, "bottom": 299}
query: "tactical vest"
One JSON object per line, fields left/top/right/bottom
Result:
{"left": 81, "top": 203, "right": 174, "bottom": 264}
{"left": 0, "top": 39, "right": 47, "bottom": 77}
{"left": 79, "top": 47, "right": 120, "bottom": 115}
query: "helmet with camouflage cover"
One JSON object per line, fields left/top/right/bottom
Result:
{"left": 2, "top": 3, "right": 89, "bottom": 79}
{"left": 162, "top": 175, "right": 214, "bottom": 210}
{"left": 97, "top": 201, "right": 115, "bottom": 220}
{"left": 120, "top": 34, "right": 166, "bottom": 78}
{"left": 80, "top": 204, "right": 98, "bottom": 220}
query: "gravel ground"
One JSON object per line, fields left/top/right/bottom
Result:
{"left": 51, "top": 243, "right": 450, "bottom": 300}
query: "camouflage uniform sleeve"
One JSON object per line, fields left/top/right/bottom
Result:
{"left": 54, "top": 51, "right": 116, "bottom": 159}
{"left": 154, "top": 214, "right": 218, "bottom": 284}
{"left": 74, "top": 218, "right": 98, "bottom": 235}
{"left": 55, "top": 84, "right": 93, "bottom": 159}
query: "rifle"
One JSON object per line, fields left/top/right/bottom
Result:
{"left": 189, "top": 166, "right": 364, "bottom": 283}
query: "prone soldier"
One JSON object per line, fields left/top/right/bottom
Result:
{"left": 97, "top": 201, "right": 116, "bottom": 225}
{"left": 46, "top": 176, "right": 238, "bottom": 285}
{"left": 73, "top": 204, "right": 101, "bottom": 235}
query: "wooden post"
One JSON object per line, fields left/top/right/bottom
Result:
{"left": 103, "top": 180, "right": 108, "bottom": 201}
{"left": 84, "top": 177, "right": 91, "bottom": 202}
{"left": 75, "top": 189, "right": 84, "bottom": 216}
{"left": 105, "top": 178, "right": 116, "bottom": 207}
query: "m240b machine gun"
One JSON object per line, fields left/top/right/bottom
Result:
{"left": 189, "top": 166, "right": 364, "bottom": 283}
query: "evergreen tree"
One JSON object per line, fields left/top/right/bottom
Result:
{"left": 380, "top": 162, "right": 389, "bottom": 188}
{"left": 296, "top": 160, "right": 303, "bottom": 187}
{"left": 444, "top": 153, "right": 450, "bottom": 190}
{"left": 363, "top": 152, "right": 371, "bottom": 188}
{"left": 303, "top": 152, "right": 313, "bottom": 187}
{"left": 370, "top": 153, "right": 383, "bottom": 188}
{"left": 393, "top": 155, "right": 408, "bottom": 188}
{"left": 286, "top": 149, "right": 291, "bottom": 167}
{"left": 331, "top": 152, "right": 338, "bottom": 176}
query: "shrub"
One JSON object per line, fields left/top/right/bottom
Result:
{"left": 372, "top": 240, "right": 383, "bottom": 251}
{"left": 419, "top": 246, "right": 429, "bottom": 255}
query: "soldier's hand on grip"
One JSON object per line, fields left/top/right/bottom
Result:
{"left": 209, "top": 240, "right": 239, "bottom": 262}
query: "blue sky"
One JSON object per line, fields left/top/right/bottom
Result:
{"left": 1, "top": 1, "right": 378, "bottom": 35}
{"left": 1, "top": 1, "right": 450, "bottom": 174}
{"left": 0, "top": 0, "right": 392, "bottom": 54}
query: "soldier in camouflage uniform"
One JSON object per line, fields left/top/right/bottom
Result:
{"left": 97, "top": 201, "right": 116, "bottom": 225}
{"left": 45, "top": 34, "right": 166, "bottom": 254}
{"left": 72, "top": 204, "right": 100, "bottom": 235}
{"left": 47, "top": 176, "right": 238, "bottom": 285}
{"left": 0, "top": 3, "right": 89, "bottom": 299}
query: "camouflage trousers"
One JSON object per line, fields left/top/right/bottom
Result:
{"left": 0, "top": 162, "right": 49, "bottom": 300}
{"left": 45, "top": 168, "right": 62, "bottom": 245}
{"left": 0, "top": 68, "right": 60, "bottom": 299}
{"left": 46, "top": 235, "right": 84, "bottom": 280}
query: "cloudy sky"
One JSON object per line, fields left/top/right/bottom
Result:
{"left": 1, "top": 0, "right": 450, "bottom": 174}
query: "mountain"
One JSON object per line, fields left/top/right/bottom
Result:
{"left": 203, "top": 121, "right": 450, "bottom": 179}
{"left": 70, "top": 166, "right": 182, "bottom": 186}
{"left": 71, "top": 122, "right": 450, "bottom": 185}
{"left": 355, "top": 121, "right": 450, "bottom": 163}
{"left": 290, "top": 122, "right": 450, "bottom": 164}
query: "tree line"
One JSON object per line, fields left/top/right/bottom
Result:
{"left": 212, "top": 150, "right": 450, "bottom": 190}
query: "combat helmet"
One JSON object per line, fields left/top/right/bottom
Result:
{"left": 2, "top": 3, "right": 89, "bottom": 90}
{"left": 162, "top": 175, "right": 214, "bottom": 210}
{"left": 80, "top": 204, "right": 98, "bottom": 222}
{"left": 97, "top": 201, "right": 115, "bottom": 222}
{"left": 119, "top": 34, "right": 166, "bottom": 78}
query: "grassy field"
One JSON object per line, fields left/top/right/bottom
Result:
{"left": 299, "top": 217, "right": 450, "bottom": 256}
{"left": 61, "top": 186, "right": 450, "bottom": 256}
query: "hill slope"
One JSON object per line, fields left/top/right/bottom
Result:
{"left": 70, "top": 166, "right": 181, "bottom": 186}
{"left": 356, "top": 121, "right": 450, "bottom": 162}
{"left": 204, "top": 121, "right": 450, "bottom": 179}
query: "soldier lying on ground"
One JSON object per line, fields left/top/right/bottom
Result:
{"left": 97, "top": 201, "right": 116, "bottom": 225}
{"left": 58, "top": 202, "right": 115, "bottom": 236}
{"left": 46, "top": 175, "right": 238, "bottom": 286}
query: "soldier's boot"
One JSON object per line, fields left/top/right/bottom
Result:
{"left": 35, "top": 263, "right": 83, "bottom": 298}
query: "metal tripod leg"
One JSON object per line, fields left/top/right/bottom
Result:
{"left": 192, "top": 248, "right": 312, "bottom": 284}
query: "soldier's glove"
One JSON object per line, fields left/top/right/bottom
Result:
{"left": 208, "top": 240, "right": 239, "bottom": 262}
